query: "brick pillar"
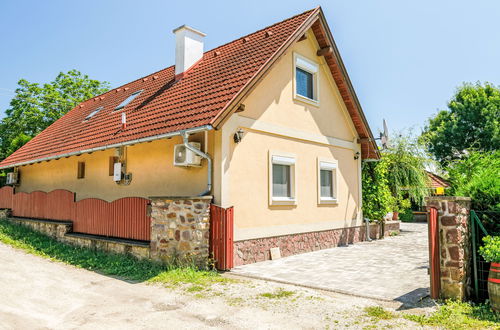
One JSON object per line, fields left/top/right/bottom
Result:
{"left": 149, "top": 196, "right": 212, "bottom": 267}
{"left": 426, "top": 196, "right": 472, "bottom": 300}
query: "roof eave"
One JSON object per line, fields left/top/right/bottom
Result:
{"left": 0, "top": 125, "right": 213, "bottom": 170}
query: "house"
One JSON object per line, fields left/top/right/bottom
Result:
{"left": 0, "top": 7, "right": 380, "bottom": 266}
{"left": 426, "top": 171, "right": 450, "bottom": 195}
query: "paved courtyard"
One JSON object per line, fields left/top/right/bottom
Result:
{"left": 231, "top": 222, "right": 430, "bottom": 303}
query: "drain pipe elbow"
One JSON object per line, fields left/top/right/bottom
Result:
{"left": 182, "top": 131, "right": 212, "bottom": 196}
{"left": 364, "top": 218, "right": 373, "bottom": 242}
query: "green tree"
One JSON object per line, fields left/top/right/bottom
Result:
{"left": 420, "top": 82, "right": 500, "bottom": 166}
{"left": 382, "top": 134, "right": 431, "bottom": 209}
{"left": 362, "top": 134, "right": 431, "bottom": 221}
{"left": 448, "top": 150, "right": 500, "bottom": 212}
{"left": 0, "top": 70, "right": 109, "bottom": 160}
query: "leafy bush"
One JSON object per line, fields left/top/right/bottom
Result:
{"left": 362, "top": 161, "right": 393, "bottom": 221}
{"left": 479, "top": 235, "right": 500, "bottom": 263}
{"left": 448, "top": 150, "right": 500, "bottom": 212}
{"left": 399, "top": 208, "right": 415, "bottom": 222}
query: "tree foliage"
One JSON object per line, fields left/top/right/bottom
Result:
{"left": 420, "top": 82, "right": 500, "bottom": 166}
{"left": 382, "top": 134, "right": 431, "bottom": 208}
{"left": 362, "top": 134, "right": 431, "bottom": 220}
{"left": 447, "top": 150, "right": 500, "bottom": 212}
{"left": 362, "top": 161, "right": 393, "bottom": 221}
{"left": 0, "top": 70, "right": 110, "bottom": 160}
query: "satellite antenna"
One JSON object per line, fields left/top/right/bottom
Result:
{"left": 378, "top": 119, "right": 389, "bottom": 149}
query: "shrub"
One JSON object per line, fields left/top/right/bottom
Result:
{"left": 479, "top": 235, "right": 500, "bottom": 263}
{"left": 399, "top": 208, "right": 414, "bottom": 222}
{"left": 448, "top": 150, "right": 500, "bottom": 212}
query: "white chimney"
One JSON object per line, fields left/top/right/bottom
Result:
{"left": 173, "top": 25, "right": 206, "bottom": 76}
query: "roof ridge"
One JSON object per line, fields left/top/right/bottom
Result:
{"left": 76, "top": 8, "right": 317, "bottom": 107}
{"left": 207, "top": 8, "right": 316, "bottom": 54}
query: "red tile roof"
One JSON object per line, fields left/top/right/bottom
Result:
{"left": 0, "top": 7, "right": 379, "bottom": 169}
{"left": 427, "top": 171, "right": 450, "bottom": 188}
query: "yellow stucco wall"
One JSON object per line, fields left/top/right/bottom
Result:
{"left": 17, "top": 133, "right": 212, "bottom": 202}
{"left": 220, "top": 29, "right": 362, "bottom": 241}
{"left": 241, "top": 30, "right": 357, "bottom": 141}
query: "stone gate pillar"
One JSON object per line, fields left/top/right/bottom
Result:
{"left": 149, "top": 196, "right": 212, "bottom": 267}
{"left": 426, "top": 196, "right": 472, "bottom": 300}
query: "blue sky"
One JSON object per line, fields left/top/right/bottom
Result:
{"left": 0, "top": 1, "right": 499, "bottom": 135}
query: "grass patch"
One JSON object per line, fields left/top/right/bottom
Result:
{"left": 403, "top": 300, "right": 500, "bottom": 329}
{"left": 260, "top": 288, "right": 295, "bottom": 299}
{"left": 0, "top": 219, "right": 226, "bottom": 287}
{"left": 364, "top": 306, "right": 395, "bottom": 320}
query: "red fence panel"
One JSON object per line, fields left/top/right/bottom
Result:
{"left": 0, "top": 186, "right": 13, "bottom": 209}
{"left": 11, "top": 192, "right": 31, "bottom": 218}
{"left": 6, "top": 188, "right": 150, "bottom": 241}
{"left": 73, "top": 197, "right": 150, "bottom": 241}
{"left": 428, "top": 207, "right": 440, "bottom": 299}
{"left": 210, "top": 204, "right": 234, "bottom": 270}
{"left": 47, "top": 190, "right": 75, "bottom": 221}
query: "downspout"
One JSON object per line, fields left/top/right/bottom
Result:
{"left": 182, "top": 131, "right": 212, "bottom": 196}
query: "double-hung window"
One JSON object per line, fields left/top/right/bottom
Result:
{"left": 269, "top": 153, "right": 296, "bottom": 205}
{"left": 294, "top": 53, "right": 319, "bottom": 104}
{"left": 318, "top": 159, "right": 337, "bottom": 204}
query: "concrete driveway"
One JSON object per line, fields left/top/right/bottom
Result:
{"left": 231, "top": 222, "right": 430, "bottom": 303}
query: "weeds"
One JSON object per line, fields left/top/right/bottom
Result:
{"left": 403, "top": 300, "right": 499, "bottom": 329}
{"left": 364, "top": 306, "right": 395, "bottom": 320}
{"left": 260, "top": 288, "right": 295, "bottom": 299}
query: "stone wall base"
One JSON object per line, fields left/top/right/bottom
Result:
{"left": 1, "top": 215, "right": 149, "bottom": 260}
{"left": 234, "top": 220, "right": 400, "bottom": 266}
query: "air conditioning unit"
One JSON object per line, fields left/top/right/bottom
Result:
{"left": 6, "top": 172, "right": 18, "bottom": 185}
{"left": 174, "top": 142, "right": 202, "bottom": 167}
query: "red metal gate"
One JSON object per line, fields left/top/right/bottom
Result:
{"left": 210, "top": 204, "right": 234, "bottom": 270}
{"left": 428, "top": 207, "right": 440, "bottom": 299}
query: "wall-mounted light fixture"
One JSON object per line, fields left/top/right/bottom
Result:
{"left": 354, "top": 151, "right": 360, "bottom": 160}
{"left": 233, "top": 129, "right": 245, "bottom": 143}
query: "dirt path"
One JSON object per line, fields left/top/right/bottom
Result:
{"left": 0, "top": 243, "right": 434, "bottom": 329}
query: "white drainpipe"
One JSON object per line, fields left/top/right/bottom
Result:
{"left": 181, "top": 131, "right": 212, "bottom": 196}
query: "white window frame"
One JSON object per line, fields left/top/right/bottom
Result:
{"left": 269, "top": 151, "right": 297, "bottom": 206}
{"left": 293, "top": 52, "right": 320, "bottom": 106}
{"left": 317, "top": 158, "right": 338, "bottom": 204}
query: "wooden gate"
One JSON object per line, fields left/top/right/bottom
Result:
{"left": 428, "top": 207, "right": 440, "bottom": 299}
{"left": 210, "top": 204, "right": 234, "bottom": 270}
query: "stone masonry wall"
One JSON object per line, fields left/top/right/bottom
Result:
{"left": 234, "top": 220, "right": 400, "bottom": 266}
{"left": 149, "top": 196, "right": 212, "bottom": 266}
{"left": 0, "top": 214, "right": 149, "bottom": 260}
{"left": 426, "top": 196, "right": 472, "bottom": 300}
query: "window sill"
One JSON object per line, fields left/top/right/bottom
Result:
{"left": 270, "top": 197, "right": 297, "bottom": 206}
{"left": 294, "top": 94, "right": 320, "bottom": 107}
{"left": 318, "top": 198, "right": 338, "bottom": 205}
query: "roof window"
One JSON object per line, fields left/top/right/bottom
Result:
{"left": 115, "top": 90, "right": 143, "bottom": 110}
{"left": 84, "top": 106, "right": 103, "bottom": 121}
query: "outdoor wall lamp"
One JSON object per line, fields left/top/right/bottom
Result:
{"left": 354, "top": 151, "right": 360, "bottom": 160}
{"left": 233, "top": 129, "right": 245, "bottom": 143}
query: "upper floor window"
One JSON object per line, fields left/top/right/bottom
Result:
{"left": 294, "top": 53, "right": 319, "bottom": 104}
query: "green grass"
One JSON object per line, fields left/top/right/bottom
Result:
{"left": 364, "top": 306, "right": 395, "bottom": 320}
{"left": 0, "top": 219, "right": 226, "bottom": 287}
{"left": 403, "top": 300, "right": 500, "bottom": 329}
{"left": 260, "top": 288, "right": 295, "bottom": 299}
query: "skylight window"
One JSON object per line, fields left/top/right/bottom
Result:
{"left": 115, "top": 90, "right": 143, "bottom": 111}
{"left": 84, "top": 106, "right": 103, "bottom": 121}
